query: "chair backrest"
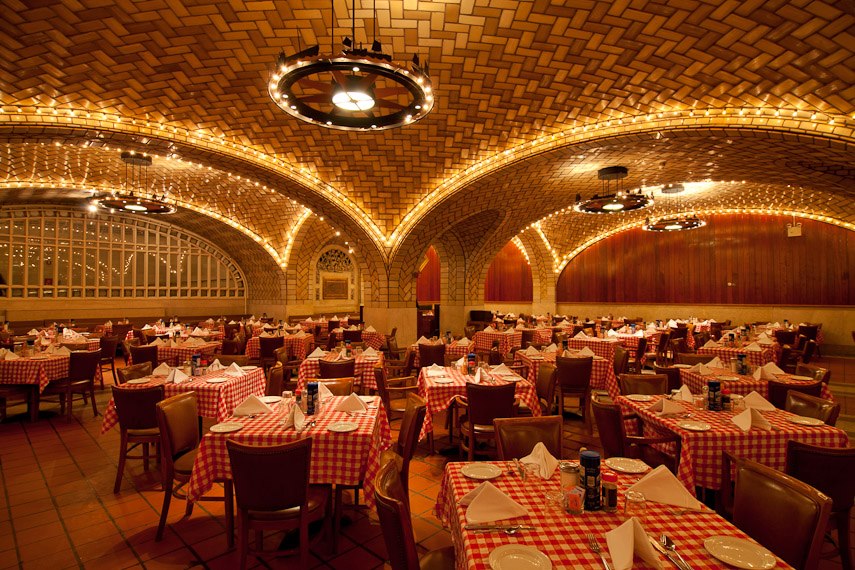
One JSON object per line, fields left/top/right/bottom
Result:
{"left": 784, "top": 391, "right": 840, "bottom": 426}
{"left": 130, "top": 345, "right": 159, "bottom": 368}
{"left": 156, "top": 392, "right": 199, "bottom": 475}
{"left": 494, "top": 415, "right": 562, "bottom": 460}
{"left": 613, "top": 345, "right": 629, "bottom": 376}
{"left": 111, "top": 324, "right": 133, "bottom": 341}
{"left": 214, "top": 354, "right": 249, "bottom": 367}
{"left": 656, "top": 331, "right": 671, "bottom": 356}
{"left": 266, "top": 362, "right": 284, "bottom": 396}
{"left": 554, "top": 355, "right": 593, "bottom": 394}
{"left": 591, "top": 399, "right": 627, "bottom": 458}
{"left": 767, "top": 379, "right": 822, "bottom": 409}
{"left": 117, "top": 362, "right": 153, "bottom": 384}
{"left": 797, "top": 324, "right": 819, "bottom": 341}
{"left": 731, "top": 456, "right": 832, "bottom": 570}
{"left": 273, "top": 345, "right": 289, "bottom": 366}
{"left": 773, "top": 329, "right": 797, "bottom": 346}
{"left": 227, "top": 438, "right": 312, "bottom": 513}
{"left": 634, "top": 337, "right": 648, "bottom": 360}
{"left": 318, "top": 359, "right": 355, "bottom": 378}
{"left": 520, "top": 329, "right": 535, "bottom": 347}
{"left": 374, "top": 451, "right": 420, "bottom": 570}
{"left": 786, "top": 441, "right": 855, "bottom": 515}
{"left": 220, "top": 338, "right": 241, "bottom": 355}
{"left": 112, "top": 384, "right": 164, "bottom": 430}
{"left": 317, "top": 377, "right": 354, "bottom": 395}
{"left": 373, "top": 367, "right": 392, "bottom": 420}
{"left": 342, "top": 329, "right": 362, "bottom": 342}
{"left": 676, "top": 353, "right": 714, "bottom": 365}
{"left": 396, "top": 394, "right": 427, "bottom": 492}
{"left": 465, "top": 382, "right": 516, "bottom": 426}
{"left": 259, "top": 335, "right": 285, "bottom": 358}
{"left": 801, "top": 339, "right": 817, "bottom": 363}
{"left": 68, "top": 349, "right": 102, "bottom": 382}
{"left": 223, "top": 323, "right": 241, "bottom": 339}
{"left": 534, "top": 362, "right": 557, "bottom": 412}
{"left": 98, "top": 336, "right": 119, "bottom": 358}
{"left": 619, "top": 373, "right": 668, "bottom": 395}
{"left": 132, "top": 328, "right": 147, "bottom": 343}
{"left": 417, "top": 343, "right": 446, "bottom": 368}
{"left": 653, "top": 365, "right": 682, "bottom": 393}
{"left": 328, "top": 319, "right": 339, "bottom": 332}
{"left": 795, "top": 364, "right": 830, "bottom": 384}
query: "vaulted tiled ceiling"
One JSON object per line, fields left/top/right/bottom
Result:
{"left": 1, "top": 0, "right": 853, "bottom": 269}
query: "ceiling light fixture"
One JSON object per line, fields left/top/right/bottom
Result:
{"left": 643, "top": 215, "right": 706, "bottom": 232}
{"left": 268, "top": 0, "right": 433, "bottom": 130}
{"left": 95, "top": 152, "right": 176, "bottom": 214}
{"left": 574, "top": 166, "right": 652, "bottom": 214}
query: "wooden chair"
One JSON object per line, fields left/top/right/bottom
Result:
{"left": 591, "top": 399, "right": 680, "bottom": 474}
{"left": 613, "top": 345, "right": 629, "bottom": 376}
{"left": 111, "top": 384, "right": 164, "bottom": 492}
{"left": 318, "top": 359, "right": 355, "bottom": 379}
{"left": 226, "top": 438, "right": 329, "bottom": 569}
{"left": 653, "top": 365, "right": 682, "bottom": 393}
{"left": 316, "top": 377, "right": 354, "bottom": 396}
{"left": 129, "top": 345, "right": 159, "bottom": 368}
{"left": 456, "top": 383, "right": 516, "bottom": 461}
{"left": 98, "top": 336, "right": 119, "bottom": 388}
{"left": 784, "top": 391, "right": 840, "bottom": 426}
{"left": 795, "top": 364, "right": 831, "bottom": 384}
{"left": 618, "top": 373, "right": 668, "bottom": 395}
{"left": 555, "top": 355, "right": 593, "bottom": 424}
{"left": 258, "top": 336, "right": 285, "bottom": 370}
{"left": 43, "top": 349, "right": 102, "bottom": 420}
{"left": 220, "top": 338, "right": 241, "bottom": 355}
{"left": 676, "top": 353, "right": 714, "bottom": 365}
{"left": 774, "top": 329, "right": 797, "bottom": 346}
{"left": 266, "top": 362, "right": 284, "bottom": 397}
{"left": 373, "top": 366, "right": 417, "bottom": 424}
{"left": 626, "top": 337, "right": 647, "bottom": 373}
{"left": 417, "top": 343, "right": 446, "bottom": 369}
{"left": 519, "top": 362, "right": 557, "bottom": 416}
{"left": 494, "top": 415, "right": 562, "bottom": 460}
{"left": 391, "top": 394, "right": 427, "bottom": 497}
{"left": 212, "top": 354, "right": 249, "bottom": 367}
{"left": 767, "top": 379, "right": 822, "bottom": 409}
{"left": 117, "top": 362, "right": 153, "bottom": 385}
{"left": 155, "top": 393, "right": 234, "bottom": 546}
{"left": 0, "top": 386, "right": 31, "bottom": 422}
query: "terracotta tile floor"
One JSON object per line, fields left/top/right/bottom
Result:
{"left": 0, "top": 357, "right": 852, "bottom": 569}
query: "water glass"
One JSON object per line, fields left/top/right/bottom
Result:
{"left": 624, "top": 490, "right": 647, "bottom": 522}
{"left": 544, "top": 489, "right": 564, "bottom": 511}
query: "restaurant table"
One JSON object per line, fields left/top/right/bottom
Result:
{"left": 329, "top": 329, "right": 385, "bottom": 351}
{"left": 244, "top": 334, "right": 315, "bottom": 360}
{"left": 515, "top": 327, "right": 553, "bottom": 345}
{"left": 416, "top": 366, "right": 540, "bottom": 442}
{"left": 0, "top": 354, "right": 72, "bottom": 421}
{"left": 186, "top": 395, "right": 391, "bottom": 508}
{"left": 697, "top": 345, "right": 776, "bottom": 367}
{"left": 472, "top": 330, "right": 522, "bottom": 356}
{"left": 618, "top": 394, "right": 849, "bottom": 491}
{"left": 611, "top": 332, "right": 660, "bottom": 354}
{"left": 410, "top": 341, "right": 471, "bottom": 368}
{"left": 129, "top": 341, "right": 222, "bottom": 366}
{"left": 297, "top": 353, "right": 383, "bottom": 392}
{"left": 100, "top": 367, "right": 267, "bottom": 433}
{"left": 514, "top": 350, "right": 619, "bottom": 398}
{"left": 566, "top": 337, "right": 619, "bottom": 361}
{"left": 436, "top": 461, "right": 793, "bottom": 570}
{"left": 58, "top": 339, "right": 101, "bottom": 351}
{"left": 679, "top": 367, "right": 834, "bottom": 400}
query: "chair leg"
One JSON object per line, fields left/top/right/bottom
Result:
{"left": 99, "top": 365, "right": 105, "bottom": 390}
{"left": 142, "top": 443, "right": 150, "bottom": 472}
{"left": 66, "top": 388, "right": 74, "bottom": 421}
{"left": 224, "top": 480, "right": 234, "bottom": 548}
{"left": 333, "top": 486, "right": 342, "bottom": 553}
{"left": 238, "top": 511, "right": 249, "bottom": 570}
{"left": 837, "top": 510, "right": 851, "bottom": 570}
{"left": 114, "top": 432, "right": 128, "bottom": 493}
{"left": 89, "top": 384, "right": 99, "bottom": 417}
{"left": 111, "top": 363, "right": 118, "bottom": 386}
{"left": 299, "top": 514, "right": 310, "bottom": 569}
{"left": 156, "top": 479, "right": 173, "bottom": 541}
{"left": 184, "top": 497, "right": 194, "bottom": 518}
{"left": 468, "top": 433, "right": 475, "bottom": 461}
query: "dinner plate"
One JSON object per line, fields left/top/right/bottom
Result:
{"left": 30, "top": 354, "right": 50, "bottom": 360}
{"left": 260, "top": 396, "right": 282, "bottom": 404}
{"left": 789, "top": 375, "right": 813, "bottom": 381}
{"left": 718, "top": 375, "right": 741, "bottom": 381}
{"left": 210, "top": 422, "right": 243, "bottom": 433}
{"left": 461, "top": 463, "right": 503, "bottom": 480}
{"left": 626, "top": 394, "right": 654, "bottom": 402}
{"left": 432, "top": 378, "right": 454, "bottom": 384}
{"left": 677, "top": 420, "right": 712, "bottom": 431}
{"left": 358, "top": 395, "right": 376, "bottom": 403}
{"left": 604, "top": 457, "right": 651, "bottom": 474}
{"left": 488, "top": 545, "right": 552, "bottom": 570}
{"left": 787, "top": 415, "right": 825, "bottom": 426}
{"left": 672, "top": 364, "right": 692, "bottom": 369}
{"left": 240, "top": 366, "right": 258, "bottom": 371}
{"left": 206, "top": 377, "right": 228, "bottom": 383}
{"left": 704, "top": 536, "right": 775, "bottom": 569}
{"left": 327, "top": 422, "right": 359, "bottom": 433}
{"left": 125, "top": 378, "right": 151, "bottom": 385}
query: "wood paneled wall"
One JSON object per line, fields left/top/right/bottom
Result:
{"left": 556, "top": 215, "right": 854, "bottom": 305}
{"left": 417, "top": 245, "right": 441, "bottom": 303}
{"left": 485, "top": 241, "right": 533, "bottom": 302}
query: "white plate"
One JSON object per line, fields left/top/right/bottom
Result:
{"left": 432, "top": 378, "right": 454, "bottom": 384}
{"left": 704, "top": 536, "right": 776, "bottom": 569}
{"left": 30, "top": 354, "right": 50, "bottom": 360}
{"left": 461, "top": 463, "right": 503, "bottom": 480}
{"left": 210, "top": 422, "right": 243, "bottom": 433}
{"left": 626, "top": 394, "right": 654, "bottom": 402}
{"left": 718, "top": 375, "right": 741, "bottom": 381}
{"left": 677, "top": 420, "right": 712, "bottom": 431}
{"left": 604, "top": 457, "right": 650, "bottom": 474}
{"left": 260, "top": 396, "right": 282, "bottom": 404}
{"left": 489, "top": 545, "right": 552, "bottom": 570}
{"left": 206, "top": 377, "right": 228, "bottom": 383}
{"left": 358, "top": 395, "right": 375, "bottom": 403}
{"left": 787, "top": 415, "right": 825, "bottom": 426}
{"left": 240, "top": 366, "right": 258, "bottom": 371}
{"left": 672, "top": 363, "right": 692, "bottom": 369}
{"left": 789, "top": 375, "right": 813, "bottom": 381}
{"left": 327, "top": 422, "right": 359, "bottom": 433}
{"left": 125, "top": 378, "right": 151, "bottom": 385}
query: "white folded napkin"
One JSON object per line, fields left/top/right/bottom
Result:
{"left": 260, "top": 331, "right": 274, "bottom": 338}
{"left": 543, "top": 343, "right": 558, "bottom": 353}
{"left": 758, "top": 336, "right": 774, "bottom": 346}
{"left": 773, "top": 321, "right": 781, "bottom": 327}
{"left": 206, "top": 359, "right": 224, "bottom": 372}
{"left": 333, "top": 350, "right": 348, "bottom": 361}
{"left": 523, "top": 345, "right": 539, "bottom": 356}
{"left": 667, "top": 319, "right": 678, "bottom": 328}
{"left": 753, "top": 366, "right": 777, "bottom": 380}
{"left": 558, "top": 319, "right": 571, "bottom": 326}
{"left": 574, "top": 331, "right": 587, "bottom": 339}
{"left": 561, "top": 349, "right": 574, "bottom": 358}
{"left": 318, "top": 381, "right": 334, "bottom": 402}
{"left": 142, "top": 324, "right": 152, "bottom": 330}
{"left": 283, "top": 402, "right": 307, "bottom": 432}
{"left": 233, "top": 395, "right": 273, "bottom": 416}
{"left": 167, "top": 368, "right": 190, "bottom": 384}
{"left": 347, "top": 325, "right": 358, "bottom": 331}
{"left": 628, "top": 465, "right": 702, "bottom": 509}
{"left": 648, "top": 398, "right": 684, "bottom": 415}
{"left": 577, "top": 346, "right": 596, "bottom": 357}
{"left": 362, "top": 347, "right": 378, "bottom": 357}
{"left": 743, "top": 391, "right": 776, "bottom": 411}
{"left": 153, "top": 362, "right": 171, "bottom": 376}
{"left": 150, "top": 338, "right": 165, "bottom": 346}
{"left": 607, "top": 329, "right": 618, "bottom": 337}
{"left": 606, "top": 518, "right": 663, "bottom": 570}
{"left": 105, "top": 320, "right": 113, "bottom": 327}
{"left": 703, "top": 339, "right": 720, "bottom": 348}
{"left": 744, "top": 342, "right": 762, "bottom": 352}
{"left": 425, "top": 364, "right": 446, "bottom": 377}
{"left": 307, "top": 347, "right": 327, "bottom": 358}
{"left": 27, "top": 328, "right": 39, "bottom": 335}
{"left": 732, "top": 407, "right": 772, "bottom": 432}
{"left": 224, "top": 362, "right": 245, "bottom": 377}
{"left": 332, "top": 315, "right": 339, "bottom": 321}
{"left": 336, "top": 393, "right": 367, "bottom": 412}
{"left": 647, "top": 324, "right": 658, "bottom": 332}
{"left": 169, "top": 338, "right": 179, "bottom": 347}
{"left": 504, "top": 328, "right": 515, "bottom": 335}
{"left": 228, "top": 320, "right": 237, "bottom": 324}
{"left": 1, "top": 350, "right": 20, "bottom": 360}
{"left": 417, "top": 336, "right": 431, "bottom": 344}
{"left": 364, "top": 325, "right": 376, "bottom": 332}
{"left": 635, "top": 330, "right": 644, "bottom": 337}
{"left": 457, "top": 337, "right": 470, "bottom": 347}
{"left": 483, "top": 326, "right": 493, "bottom": 332}
{"left": 461, "top": 481, "right": 529, "bottom": 524}
{"left": 706, "top": 357, "right": 724, "bottom": 368}
{"left": 520, "top": 442, "right": 559, "bottom": 478}
{"left": 191, "top": 327, "right": 205, "bottom": 336}
{"left": 674, "top": 385, "right": 693, "bottom": 402}
{"left": 187, "top": 337, "right": 205, "bottom": 346}
{"left": 455, "top": 356, "right": 465, "bottom": 367}
{"left": 689, "top": 363, "right": 713, "bottom": 376}
{"left": 490, "top": 363, "right": 513, "bottom": 376}
{"left": 53, "top": 346, "right": 71, "bottom": 356}
{"left": 470, "top": 368, "right": 485, "bottom": 384}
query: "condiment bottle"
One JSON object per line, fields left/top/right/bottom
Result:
{"left": 601, "top": 471, "right": 618, "bottom": 512}
{"left": 580, "top": 450, "right": 602, "bottom": 511}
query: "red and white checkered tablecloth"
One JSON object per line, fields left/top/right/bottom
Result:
{"left": 0, "top": 355, "right": 69, "bottom": 392}
{"left": 56, "top": 339, "right": 101, "bottom": 351}
{"left": 613, "top": 332, "right": 661, "bottom": 354}
{"left": 410, "top": 342, "right": 471, "bottom": 368}
{"left": 100, "top": 367, "right": 267, "bottom": 434}
{"left": 566, "top": 337, "right": 619, "bottom": 361}
{"left": 618, "top": 395, "right": 849, "bottom": 491}
{"left": 185, "top": 395, "right": 391, "bottom": 507}
{"left": 514, "top": 350, "right": 619, "bottom": 399}
{"left": 472, "top": 330, "right": 522, "bottom": 356}
{"left": 416, "top": 367, "right": 540, "bottom": 442}
{"left": 514, "top": 328, "right": 553, "bottom": 345}
{"left": 697, "top": 345, "right": 775, "bottom": 367}
{"left": 128, "top": 342, "right": 222, "bottom": 366}
{"left": 297, "top": 354, "right": 383, "bottom": 392}
{"left": 679, "top": 368, "right": 834, "bottom": 401}
{"left": 435, "top": 461, "right": 793, "bottom": 570}
{"left": 360, "top": 331, "right": 385, "bottom": 350}
{"left": 244, "top": 335, "right": 315, "bottom": 359}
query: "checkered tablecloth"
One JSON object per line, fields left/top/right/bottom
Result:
{"left": 185, "top": 395, "right": 391, "bottom": 507}
{"left": 678, "top": 368, "right": 834, "bottom": 400}
{"left": 297, "top": 353, "right": 383, "bottom": 392}
{"left": 566, "top": 337, "right": 619, "bottom": 361}
{"left": 100, "top": 367, "right": 267, "bottom": 434}
{"left": 472, "top": 330, "right": 522, "bottom": 356}
{"left": 0, "top": 355, "right": 69, "bottom": 392}
{"left": 697, "top": 345, "right": 775, "bottom": 367}
{"left": 127, "top": 342, "right": 222, "bottom": 366}
{"left": 435, "top": 461, "right": 793, "bottom": 570}
{"left": 514, "top": 328, "right": 553, "bottom": 345}
{"left": 245, "top": 335, "right": 315, "bottom": 359}
{"left": 410, "top": 342, "right": 471, "bottom": 368}
{"left": 56, "top": 339, "right": 101, "bottom": 351}
{"left": 618, "top": 395, "right": 850, "bottom": 491}
{"left": 514, "top": 350, "right": 620, "bottom": 399}
{"left": 613, "top": 332, "right": 661, "bottom": 354}
{"left": 360, "top": 331, "right": 385, "bottom": 350}
{"left": 416, "top": 367, "right": 540, "bottom": 441}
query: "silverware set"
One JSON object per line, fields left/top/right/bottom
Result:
{"left": 465, "top": 524, "right": 534, "bottom": 534}
{"left": 586, "top": 533, "right": 611, "bottom": 570}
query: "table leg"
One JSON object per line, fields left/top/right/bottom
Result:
{"left": 29, "top": 386, "right": 39, "bottom": 422}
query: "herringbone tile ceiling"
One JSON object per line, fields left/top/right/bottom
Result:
{"left": 0, "top": 0, "right": 853, "bottom": 263}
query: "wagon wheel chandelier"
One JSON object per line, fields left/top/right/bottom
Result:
{"left": 643, "top": 183, "right": 706, "bottom": 232}
{"left": 95, "top": 152, "right": 176, "bottom": 215}
{"left": 268, "top": 0, "right": 433, "bottom": 131}
{"left": 574, "top": 166, "right": 653, "bottom": 214}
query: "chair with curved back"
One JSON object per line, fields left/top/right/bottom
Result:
{"left": 391, "top": 393, "right": 427, "bottom": 497}
{"left": 98, "top": 336, "right": 120, "bottom": 388}
{"left": 117, "top": 362, "right": 153, "bottom": 385}
{"left": 266, "top": 362, "right": 284, "bottom": 397}
{"left": 43, "top": 349, "right": 102, "bottom": 420}
{"left": 417, "top": 343, "right": 446, "bottom": 369}
{"left": 520, "top": 329, "right": 535, "bottom": 349}
{"left": 316, "top": 377, "right": 354, "bottom": 396}
{"left": 226, "top": 438, "right": 329, "bottom": 569}
{"left": 786, "top": 441, "right": 855, "bottom": 570}
{"left": 130, "top": 344, "right": 159, "bottom": 368}
{"left": 801, "top": 339, "right": 817, "bottom": 364}
{"left": 613, "top": 345, "right": 629, "bottom": 376}
{"left": 774, "top": 329, "right": 797, "bottom": 346}
{"left": 258, "top": 335, "right": 285, "bottom": 370}
{"left": 795, "top": 363, "right": 831, "bottom": 385}
{"left": 555, "top": 355, "right": 594, "bottom": 425}
{"left": 784, "top": 391, "right": 840, "bottom": 426}
{"left": 645, "top": 331, "right": 670, "bottom": 367}
{"left": 494, "top": 415, "right": 562, "bottom": 460}
{"left": 318, "top": 358, "right": 355, "bottom": 379}
{"left": 342, "top": 329, "right": 362, "bottom": 343}
{"left": 456, "top": 382, "right": 516, "bottom": 461}
{"left": 111, "top": 384, "right": 164, "bottom": 492}
{"left": 767, "top": 379, "right": 822, "bottom": 409}
{"left": 518, "top": 362, "right": 557, "bottom": 416}
{"left": 220, "top": 338, "right": 241, "bottom": 355}
{"left": 373, "top": 366, "right": 417, "bottom": 424}
{"left": 618, "top": 373, "right": 668, "bottom": 395}
{"left": 213, "top": 354, "right": 249, "bottom": 367}
{"left": 653, "top": 365, "right": 682, "bottom": 393}
{"left": 676, "top": 353, "right": 714, "bottom": 366}
{"left": 626, "top": 337, "right": 647, "bottom": 373}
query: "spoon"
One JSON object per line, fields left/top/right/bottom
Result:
{"left": 473, "top": 525, "right": 530, "bottom": 535}
{"left": 660, "top": 535, "right": 692, "bottom": 569}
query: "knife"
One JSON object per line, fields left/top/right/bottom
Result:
{"left": 465, "top": 524, "right": 536, "bottom": 530}
{"left": 648, "top": 535, "right": 688, "bottom": 570}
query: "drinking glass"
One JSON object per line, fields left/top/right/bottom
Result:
{"left": 624, "top": 490, "right": 647, "bottom": 522}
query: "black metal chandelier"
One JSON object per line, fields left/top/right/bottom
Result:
{"left": 95, "top": 152, "right": 175, "bottom": 215}
{"left": 574, "top": 166, "right": 653, "bottom": 214}
{"left": 643, "top": 215, "right": 706, "bottom": 232}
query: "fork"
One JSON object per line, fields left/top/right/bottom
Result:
{"left": 587, "top": 533, "right": 612, "bottom": 570}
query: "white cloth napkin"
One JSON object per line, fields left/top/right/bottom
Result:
{"left": 689, "top": 363, "right": 713, "bottom": 376}
{"left": 169, "top": 338, "right": 179, "bottom": 347}
{"left": 417, "top": 336, "right": 431, "bottom": 344}
{"left": 607, "top": 329, "right": 618, "bottom": 337}
{"left": 153, "top": 362, "right": 171, "bottom": 376}
{"left": 52, "top": 345, "right": 71, "bottom": 356}
{"left": 0, "top": 349, "right": 20, "bottom": 360}
{"left": 703, "top": 339, "right": 720, "bottom": 348}
{"left": 574, "top": 331, "right": 587, "bottom": 339}
{"left": 515, "top": 323, "right": 524, "bottom": 329}
{"left": 27, "top": 328, "right": 39, "bottom": 335}
{"left": 520, "top": 442, "right": 559, "bottom": 478}
{"left": 260, "top": 331, "right": 274, "bottom": 338}
{"left": 283, "top": 403, "right": 307, "bottom": 431}
{"left": 190, "top": 327, "right": 205, "bottom": 336}
{"left": 561, "top": 349, "right": 575, "bottom": 358}
{"left": 706, "top": 357, "right": 724, "bottom": 368}
{"left": 667, "top": 319, "right": 678, "bottom": 328}
{"left": 490, "top": 363, "right": 513, "bottom": 376}
{"left": 577, "top": 346, "right": 596, "bottom": 357}
{"left": 142, "top": 324, "right": 152, "bottom": 330}
{"left": 307, "top": 347, "right": 327, "bottom": 359}
{"left": 606, "top": 518, "right": 663, "bottom": 570}
{"left": 347, "top": 325, "right": 358, "bottom": 331}
{"left": 635, "top": 330, "right": 644, "bottom": 337}
{"left": 674, "top": 385, "right": 693, "bottom": 402}
{"left": 228, "top": 320, "right": 237, "bottom": 324}
{"left": 543, "top": 343, "right": 558, "bottom": 353}
{"left": 753, "top": 363, "right": 781, "bottom": 380}
{"left": 425, "top": 364, "right": 446, "bottom": 378}
{"left": 470, "top": 368, "right": 485, "bottom": 384}
{"left": 628, "top": 465, "right": 702, "bottom": 509}
{"left": 461, "top": 481, "right": 529, "bottom": 524}
{"left": 744, "top": 342, "right": 762, "bottom": 352}
{"left": 457, "top": 337, "right": 470, "bottom": 347}
{"left": 648, "top": 398, "right": 684, "bottom": 415}
{"left": 224, "top": 362, "right": 245, "bottom": 377}
{"left": 772, "top": 321, "right": 781, "bottom": 327}
{"left": 732, "top": 407, "right": 772, "bottom": 432}
{"left": 105, "top": 320, "right": 113, "bottom": 327}
{"left": 743, "top": 391, "right": 776, "bottom": 411}
{"left": 483, "top": 326, "right": 493, "bottom": 332}
{"left": 150, "top": 338, "right": 165, "bottom": 347}
{"left": 455, "top": 356, "right": 465, "bottom": 367}
{"left": 167, "top": 368, "right": 190, "bottom": 384}
{"left": 362, "top": 347, "right": 378, "bottom": 358}
{"left": 558, "top": 319, "right": 571, "bottom": 326}
{"left": 364, "top": 325, "right": 376, "bottom": 332}
{"left": 523, "top": 346, "right": 539, "bottom": 356}
{"left": 336, "top": 393, "right": 367, "bottom": 412}
{"left": 317, "top": 381, "right": 334, "bottom": 402}
{"left": 504, "top": 328, "right": 515, "bottom": 335}
{"left": 233, "top": 395, "right": 273, "bottom": 416}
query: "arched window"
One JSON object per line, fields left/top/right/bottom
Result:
{"left": 315, "top": 246, "right": 355, "bottom": 301}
